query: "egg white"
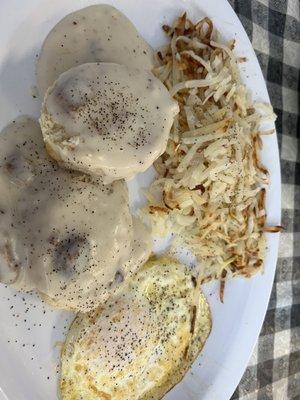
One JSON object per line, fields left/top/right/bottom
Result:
{"left": 60, "top": 257, "right": 211, "bottom": 400}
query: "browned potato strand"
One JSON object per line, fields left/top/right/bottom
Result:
{"left": 143, "top": 13, "right": 281, "bottom": 299}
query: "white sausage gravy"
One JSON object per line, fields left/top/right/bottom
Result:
{"left": 0, "top": 117, "right": 151, "bottom": 312}
{"left": 36, "top": 4, "right": 156, "bottom": 97}
{"left": 40, "top": 62, "right": 179, "bottom": 183}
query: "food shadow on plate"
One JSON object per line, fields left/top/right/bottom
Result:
{"left": 0, "top": 47, "right": 41, "bottom": 126}
{"left": 0, "top": 280, "right": 73, "bottom": 376}
{"left": 0, "top": 11, "right": 47, "bottom": 128}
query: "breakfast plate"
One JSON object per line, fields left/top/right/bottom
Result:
{"left": 0, "top": 0, "right": 281, "bottom": 399}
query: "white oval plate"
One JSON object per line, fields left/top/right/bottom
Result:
{"left": 0, "top": 1, "right": 281, "bottom": 399}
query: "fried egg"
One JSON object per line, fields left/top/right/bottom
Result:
{"left": 36, "top": 4, "right": 156, "bottom": 97}
{"left": 60, "top": 257, "right": 211, "bottom": 400}
{"left": 40, "top": 62, "right": 179, "bottom": 183}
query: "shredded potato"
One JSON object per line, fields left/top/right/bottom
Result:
{"left": 143, "top": 13, "right": 281, "bottom": 296}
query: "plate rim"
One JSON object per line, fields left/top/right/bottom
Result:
{"left": 0, "top": 1, "right": 281, "bottom": 399}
